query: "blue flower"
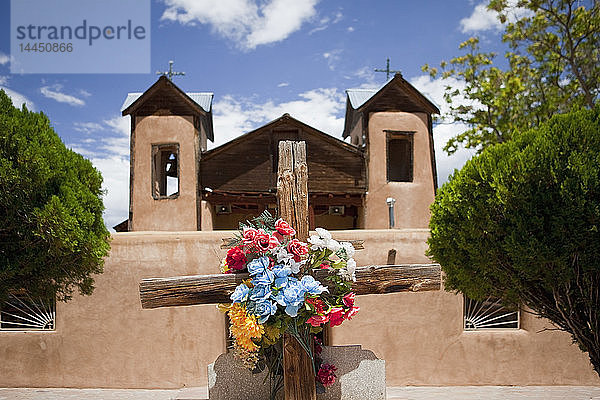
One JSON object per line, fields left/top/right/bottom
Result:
{"left": 230, "top": 283, "right": 250, "bottom": 303}
{"left": 247, "top": 256, "right": 270, "bottom": 276}
{"left": 300, "top": 275, "right": 328, "bottom": 295}
{"left": 254, "top": 299, "right": 278, "bottom": 323}
{"left": 273, "top": 277, "right": 306, "bottom": 317}
{"left": 250, "top": 284, "right": 272, "bottom": 302}
{"left": 272, "top": 264, "right": 292, "bottom": 288}
{"left": 252, "top": 268, "right": 275, "bottom": 286}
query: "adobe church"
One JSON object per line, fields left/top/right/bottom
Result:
{"left": 0, "top": 75, "right": 598, "bottom": 390}
{"left": 116, "top": 74, "right": 438, "bottom": 233}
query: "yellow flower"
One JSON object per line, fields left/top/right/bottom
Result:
{"left": 225, "top": 303, "right": 264, "bottom": 353}
{"left": 220, "top": 257, "right": 230, "bottom": 273}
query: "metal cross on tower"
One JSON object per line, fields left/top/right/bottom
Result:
{"left": 156, "top": 60, "right": 185, "bottom": 80}
{"left": 374, "top": 58, "right": 402, "bottom": 80}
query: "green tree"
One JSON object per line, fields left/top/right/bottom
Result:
{"left": 427, "top": 107, "right": 600, "bottom": 375}
{"left": 424, "top": 0, "right": 600, "bottom": 154}
{"left": 0, "top": 90, "right": 110, "bottom": 303}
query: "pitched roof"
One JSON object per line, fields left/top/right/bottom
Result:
{"left": 202, "top": 113, "right": 362, "bottom": 160}
{"left": 345, "top": 74, "right": 440, "bottom": 114}
{"left": 343, "top": 74, "right": 440, "bottom": 138}
{"left": 346, "top": 88, "right": 379, "bottom": 109}
{"left": 121, "top": 91, "right": 213, "bottom": 113}
{"left": 121, "top": 76, "right": 214, "bottom": 142}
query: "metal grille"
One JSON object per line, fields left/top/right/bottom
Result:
{"left": 0, "top": 293, "right": 56, "bottom": 331}
{"left": 464, "top": 296, "right": 519, "bottom": 330}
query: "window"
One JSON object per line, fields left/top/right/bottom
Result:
{"left": 152, "top": 144, "right": 179, "bottom": 199}
{"left": 0, "top": 293, "right": 56, "bottom": 331}
{"left": 386, "top": 131, "right": 413, "bottom": 182}
{"left": 464, "top": 296, "right": 519, "bottom": 330}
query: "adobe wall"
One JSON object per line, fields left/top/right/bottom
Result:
{"left": 0, "top": 230, "right": 597, "bottom": 389}
{"left": 364, "top": 112, "right": 435, "bottom": 229}
{"left": 131, "top": 115, "right": 199, "bottom": 231}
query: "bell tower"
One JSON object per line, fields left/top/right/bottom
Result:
{"left": 343, "top": 73, "right": 439, "bottom": 229}
{"left": 121, "top": 76, "right": 214, "bottom": 231}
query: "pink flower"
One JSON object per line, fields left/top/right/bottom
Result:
{"left": 287, "top": 239, "right": 308, "bottom": 261}
{"left": 345, "top": 306, "right": 360, "bottom": 320}
{"left": 255, "top": 229, "right": 278, "bottom": 252}
{"left": 328, "top": 307, "right": 345, "bottom": 327}
{"left": 275, "top": 218, "right": 296, "bottom": 236}
{"left": 226, "top": 246, "right": 247, "bottom": 271}
{"left": 306, "top": 314, "right": 329, "bottom": 327}
{"left": 342, "top": 292, "right": 355, "bottom": 308}
{"left": 242, "top": 227, "right": 259, "bottom": 246}
{"left": 316, "top": 364, "right": 337, "bottom": 387}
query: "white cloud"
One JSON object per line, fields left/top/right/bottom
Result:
{"left": 69, "top": 115, "right": 131, "bottom": 230}
{"left": 410, "top": 74, "right": 477, "bottom": 185}
{"left": 211, "top": 87, "right": 345, "bottom": 149}
{"left": 161, "top": 0, "right": 318, "bottom": 50}
{"left": 277, "top": 82, "right": 289, "bottom": 87}
{"left": 460, "top": 1, "right": 533, "bottom": 33}
{"left": 73, "top": 122, "right": 104, "bottom": 134}
{"left": 308, "top": 10, "right": 342, "bottom": 35}
{"left": 1, "top": 86, "right": 35, "bottom": 110}
{"left": 349, "top": 66, "right": 378, "bottom": 88}
{"left": 0, "top": 52, "right": 10, "bottom": 65}
{"left": 323, "top": 49, "right": 342, "bottom": 71}
{"left": 40, "top": 85, "right": 85, "bottom": 107}
{"left": 347, "top": 26, "right": 354, "bottom": 32}
{"left": 0, "top": 76, "right": 7, "bottom": 86}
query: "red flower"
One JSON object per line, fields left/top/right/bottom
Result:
{"left": 275, "top": 218, "right": 296, "bottom": 236}
{"left": 319, "top": 263, "right": 332, "bottom": 270}
{"left": 226, "top": 246, "right": 247, "bottom": 271}
{"left": 306, "top": 314, "right": 329, "bottom": 327}
{"left": 342, "top": 292, "right": 355, "bottom": 308}
{"left": 306, "top": 297, "right": 327, "bottom": 314}
{"left": 316, "top": 364, "right": 337, "bottom": 387}
{"left": 328, "top": 307, "right": 345, "bottom": 327}
{"left": 287, "top": 239, "right": 308, "bottom": 261}
{"left": 345, "top": 306, "right": 360, "bottom": 320}
{"left": 242, "top": 227, "right": 259, "bottom": 246}
{"left": 314, "top": 336, "right": 323, "bottom": 355}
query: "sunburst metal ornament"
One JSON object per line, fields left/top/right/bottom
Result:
{"left": 464, "top": 296, "right": 519, "bottom": 330}
{"left": 0, "top": 293, "right": 56, "bottom": 331}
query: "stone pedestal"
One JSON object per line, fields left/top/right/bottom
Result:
{"left": 207, "top": 345, "right": 385, "bottom": 400}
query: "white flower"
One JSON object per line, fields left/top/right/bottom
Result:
{"left": 271, "top": 246, "right": 305, "bottom": 274}
{"left": 315, "top": 227, "right": 332, "bottom": 240}
{"left": 327, "top": 239, "right": 341, "bottom": 253}
{"left": 308, "top": 235, "right": 326, "bottom": 249}
{"left": 340, "top": 242, "right": 355, "bottom": 259}
{"left": 338, "top": 268, "right": 356, "bottom": 282}
{"left": 346, "top": 258, "right": 356, "bottom": 275}
{"left": 272, "top": 246, "right": 293, "bottom": 263}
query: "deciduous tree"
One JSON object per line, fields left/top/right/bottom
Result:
{"left": 424, "top": 0, "right": 600, "bottom": 154}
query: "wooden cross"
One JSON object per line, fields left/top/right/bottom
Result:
{"left": 139, "top": 141, "right": 441, "bottom": 400}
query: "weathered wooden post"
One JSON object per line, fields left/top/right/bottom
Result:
{"left": 276, "top": 141, "right": 316, "bottom": 400}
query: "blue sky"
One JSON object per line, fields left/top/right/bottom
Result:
{"left": 0, "top": 0, "right": 513, "bottom": 229}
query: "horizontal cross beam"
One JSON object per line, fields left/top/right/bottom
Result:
{"left": 139, "top": 264, "right": 441, "bottom": 309}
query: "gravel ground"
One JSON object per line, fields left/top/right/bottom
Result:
{"left": 2, "top": 386, "right": 600, "bottom": 400}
